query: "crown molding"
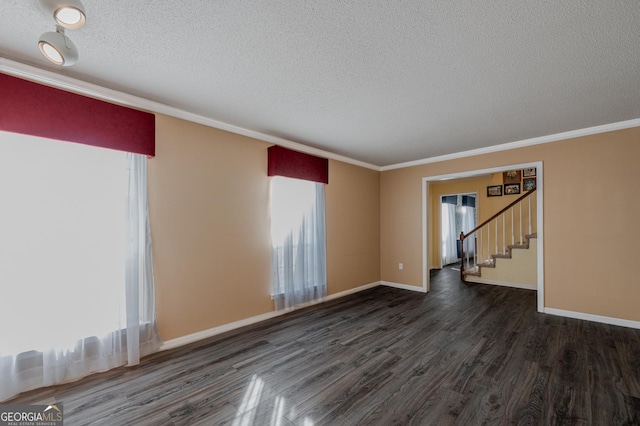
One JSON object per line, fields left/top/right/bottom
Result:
{"left": 2, "top": 58, "right": 637, "bottom": 174}
{"left": 0, "top": 58, "right": 380, "bottom": 171}
{"left": 381, "top": 118, "right": 640, "bottom": 171}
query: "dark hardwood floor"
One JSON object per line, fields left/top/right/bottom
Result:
{"left": 8, "top": 267, "right": 640, "bottom": 425}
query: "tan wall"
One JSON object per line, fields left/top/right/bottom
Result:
{"left": 149, "top": 115, "right": 381, "bottom": 341}
{"left": 381, "top": 127, "right": 640, "bottom": 322}
{"left": 326, "top": 160, "right": 381, "bottom": 294}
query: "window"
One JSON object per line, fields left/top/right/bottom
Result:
{"left": 270, "top": 176, "right": 326, "bottom": 310}
{"left": 0, "top": 130, "right": 161, "bottom": 402}
{"left": 0, "top": 131, "right": 129, "bottom": 355}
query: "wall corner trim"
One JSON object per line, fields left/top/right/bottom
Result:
{"left": 544, "top": 307, "right": 640, "bottom": 330}
{"left": 158, "top": 281, "right": 382, "bottom": 352}
{"left": 381, "top": 281, "right": 428, "bottom": 293}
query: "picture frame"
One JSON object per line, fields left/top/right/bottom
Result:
{"left": 523, "top": 177, "right": 536, "bottom": 191}
{"left": 522, "top": 168, "right": 536, "bottom": 178}
{"left": 487, "top": 185, "right": 502, "bottom": 197}
{"left": 504, "top": 183, "right": 521, "bottom": 195}
{"left": 503, "top": 170, "right": 521, "bottom": 184}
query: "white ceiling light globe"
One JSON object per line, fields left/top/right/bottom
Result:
{"left": 40, "top": 0, "right": 86, "bottom": 29}
{"left": 38, "top": 31, "right": 79, "bottom": 66}
{"left": 54, "top": 6, "right": 86, "bottom": 29}
{"left": 39, "top": 42, "right": 64, "bottom": 64}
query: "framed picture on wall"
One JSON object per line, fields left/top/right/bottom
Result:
{"left": 523, "top": 168, "right": 536, "bottom": 177}
{"left": 487, "top": 185, "right": 502, "bottom": 197}
{"left": 504, "top": 183, "right": 521, "bottom": 195}
{"left": 523, "top": 177, "right": 536, "bottom": 191}
{"left": 503, "top": 170, "right": 521, "bottom": 184}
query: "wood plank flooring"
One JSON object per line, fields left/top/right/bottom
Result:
{"left": 8, "top": 267, "right": 640, "bottom": 425}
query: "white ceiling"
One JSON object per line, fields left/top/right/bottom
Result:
{"left": 1, "top": 1, "right": 638, "bottom": 167}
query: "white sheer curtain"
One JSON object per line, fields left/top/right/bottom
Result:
{"left": 461, "top": 206, "right": 476, "bottom": 257}
{"left": 125, "top": 153, "right": 162, "bottom": 363}
{"left": 270, "top": 177, "right": 327, "bottom": 310}
{"left": 0, "top": 132, "right": 161, "bottom": 402}
{"left": 441, "top": 202, "right": 459, "bottom": 266}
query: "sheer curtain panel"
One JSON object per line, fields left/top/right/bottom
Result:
{"left": 461, "top": 206, "right": 476, "bottom": 257}
{"left": 441, "top": 202, "right": 459, "bottom": 266}
{"left": 125, "top": 153, "right": 163, "bottom": 364}
{"left": 270, "top": 177, "right": 327, "bottom": 310}
{"left": 0, "top": 133, "right": 161, "bottom": 402}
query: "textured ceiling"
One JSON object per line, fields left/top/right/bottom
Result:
{"left": 0, "top": 1, "right": 638, "bottom": 166}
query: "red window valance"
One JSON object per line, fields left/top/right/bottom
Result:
{"left": 0, "top": 73, "right": 155, "bottom": 156}
{"left": 268, "top": 145, "right": 328, "bottom": 184}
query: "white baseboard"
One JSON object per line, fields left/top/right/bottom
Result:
{"left": 544, "top": 307, "right": 640, "bottom": 330}
{"left": 159, "top": 311, "right": 284, "bottom": 351}
{"left": 159, "top": 281, "right": 382, "bottom": 351}
{"left": 381, "top": 281, "right": 427, "bottom": 293}
{"left": 466, "top": 277, "right": 536, "bottom": 291}
{"left": 323, "top": 281, "right": 381, "bottom": 302}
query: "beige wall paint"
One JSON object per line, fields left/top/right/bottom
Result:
{"left": 148, "top": 115, "right": 381, "bottom": 341}
{"left": 381, "top": 127, "right": 640, "bottom": 322}
{"left": 380, "top": 166, "right": 425, "bottom": 285}
{"left": 326, "top": 160, "right": 381, "bottom": 294}
{"left": 148, "top": 115, "right": 272, "bottom": 342}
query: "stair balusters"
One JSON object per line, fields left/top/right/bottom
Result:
{"left": 460, "top": 188, "right": 536, "bottom": 282}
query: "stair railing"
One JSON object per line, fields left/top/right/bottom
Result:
{"left": 459, "top": 188, "right": 536, "bottom": 282}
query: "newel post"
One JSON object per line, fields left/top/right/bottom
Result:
{"left": 459, "top": 232, "right": 466, "bottom": 282}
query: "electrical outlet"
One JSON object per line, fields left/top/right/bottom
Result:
{"left": 399, "top": 263, "right": 403, "bottom": 270}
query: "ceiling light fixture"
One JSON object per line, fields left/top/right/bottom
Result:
{"left": 38, "top": 27, "right": 79, "bottom": 66}
{"left": 37, "top": 0, "right": 86, "bottom": 66}
{"left": 40, "top": 0, "right": 86, "bottom": 29}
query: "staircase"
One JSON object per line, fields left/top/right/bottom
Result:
{"left": 460, "top": 189, "right": 537, "bottom": 286}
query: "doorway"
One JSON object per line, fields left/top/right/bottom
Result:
{"left": 440, "top": 193, "right": 477, "bottom": 269}
{"left": 421, "top": 161, "right": 544, "bottom": 313}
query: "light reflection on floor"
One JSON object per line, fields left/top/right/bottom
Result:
{"left": 232, "top": 374, "right": 315, "bottom": 426}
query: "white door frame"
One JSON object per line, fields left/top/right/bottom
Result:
{"left": 422, "top": 161, "right": 544, "bottom": 312}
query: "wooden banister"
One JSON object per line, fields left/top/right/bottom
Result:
{"left": 459, "top": 188, "right": 536, "bottom": 283}
{"left": 461, "top": 189, "right": 536, "bottom": 241}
